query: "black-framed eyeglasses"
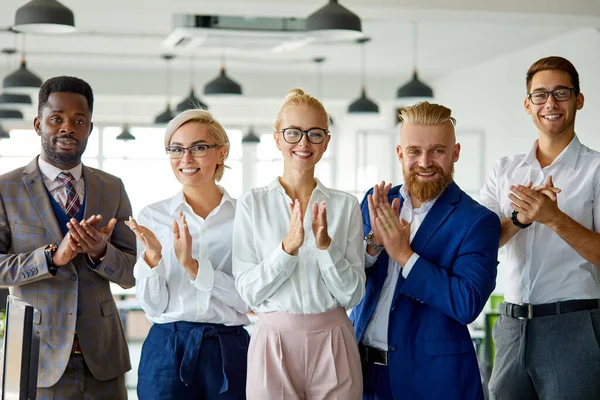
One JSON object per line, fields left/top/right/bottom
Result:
{"left": 280, "top": 127, "right": 329, "bottom": 144}
{"left": 165, "top": 144, "right": 220, "bottom": 159}
{"left": 527, "top": 88, "right": 576, "bottom": 105}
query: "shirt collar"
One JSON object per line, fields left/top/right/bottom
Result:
{"left": 168, "top": 186, "right": 235, "bottom": 217}
{"left": 399, "top": 184, "right": 438, "bottom": 213}
{"left": 37, "top": 157, "right": 83, "bottom": 181}
{"left": 520, "top": 135, "right": 581, "bottom": 171}
{"left": 268, "top": 177, "right": 330, "bottom": 198}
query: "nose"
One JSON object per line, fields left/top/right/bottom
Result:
{"left": 297, "top": 133, "right": 311, "bottom": 147}
{"left": 418, "top": 153, "right": 432, "bottom": 168}
{"left": 181, "top": 148, "right": 195, "bottom": 162}
{"left": 545, "top": 93, "right": 559, "bottom": 109}
{"left": 60, "top": 119, "right": 76, "bottom": 134}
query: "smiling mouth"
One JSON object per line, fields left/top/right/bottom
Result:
{"left": 180, "top": 168, "right": 200, "bottom": 175}
{"left": 293, "top": 151, "right": 313, "bottom": 158}
{"left": 541, "top": 114, "right": 562, "bottom": 121}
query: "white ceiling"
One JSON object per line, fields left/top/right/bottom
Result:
{"left": 1, "top": 0, "right": 599, "bottom": 81}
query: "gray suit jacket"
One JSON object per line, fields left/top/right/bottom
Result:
{"left": 0, "top": 157, "right": 136, "bottom": 387}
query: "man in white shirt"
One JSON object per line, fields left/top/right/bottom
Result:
{"left": 480, "top": 56, "right": 600, "bottom": 400}
{"left": 350, "top": 101, "right": 501, "bottom": 399}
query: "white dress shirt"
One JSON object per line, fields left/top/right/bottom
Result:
{"left": 232, "top": 178, "right": 366, "bottom": 314}
{"left": 362, "top": 185, "right": 437, "bottom": 350}
{"left": 133, "top": 188, "right": 250, "bottom": 326}
{"left": 38, "top": 157, "right": 85, "bottom": 206}
{"left": 480, "top": 135, "right": 600, "bottom": 305}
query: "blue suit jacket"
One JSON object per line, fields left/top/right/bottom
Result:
{"left": 350, "top": 182, "right": 500, "bottom": 400}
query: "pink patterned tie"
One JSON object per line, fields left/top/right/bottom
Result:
{"left": 57, "top": 172, "right": 80, "bottom": 218}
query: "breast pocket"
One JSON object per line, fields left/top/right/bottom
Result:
{"left": 13, "top": 223, "right": 47, "bottom": 237}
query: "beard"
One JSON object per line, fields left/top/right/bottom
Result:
{"left": 404, "top": 164, "right": 454, "bottom": 203}
{"left": 40, "top": 132, "right": 87, "bottom": 167}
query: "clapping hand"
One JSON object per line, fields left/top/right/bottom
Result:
{"left": 367, "top": 181, "right": 392, "bottom": 250}
{"left": 375, "top": 198, "right": 414, "bottom": 266}
{"left": 311, "top": 200, "right": 331, "bottom": 250}
{"left": 509, "top": 176, "right": 562, "bottom": 226}
{"left": 282, "top": 199, "right": 304, "bottom": 255}
{"left": 67, "top": 214, "right": 117, "bottom": 263}
{"left": 173, "top": 211, "right": 198, "bottom": 278}
{"left": 125, "top": 216, "right": 162, "bottom": 267}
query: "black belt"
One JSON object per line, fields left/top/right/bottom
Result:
{"left": 359, "top": 343, "right": 388, "bottom": 366}
{"left": 498, "top": 299, "right": 600, "bottom": 320}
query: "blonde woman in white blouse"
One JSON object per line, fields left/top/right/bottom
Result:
{"left": 126, "top": 109, "right": 250, "bottom": 400}
{"left": 233, "top": 89, "right": 365, "bottom": 399}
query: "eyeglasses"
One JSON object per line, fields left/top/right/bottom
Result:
{"left": 527, "top": 88, "right": 576, "bottom": 105}
{"left": 165, "top": 144, "right": 220, "bottom": 159}
{"left": 281, "top": 128, "right": 329, "bottom": 144}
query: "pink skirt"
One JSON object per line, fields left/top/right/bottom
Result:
{"left": 246, "top": 307, "right": 362, "bottom": 400}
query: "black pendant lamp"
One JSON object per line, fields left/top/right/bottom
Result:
{"left": 348, "top": 38, "right": 379, "bottom": 114}
{"left": 396, "top": 23, "right": 433, "bottom": 100}
{"left": 306, "top": 0, "right": 362, "bottom": 40}
{"left": 3, "top": 58, "right": 42, "bottom": 92}
{"left": 177, "top": 55, "right": 208, "bottom": 112}
{"left": 13, "top": 0, "right": 75, "bottom": 34}
{"left": 313, "top": 57, "right": 335, "bottom": 127}
{"left": 154, "top": 54, "right": 175, "bottom": 125}
{"left": 116, "top": 123, "right": 135, "bottom": 141}
{"left": 0, "top": 124, "right": 10, "bottom": 139}
{"left": 241, "top": 127, "right": 261, "bottom": 144}
{"left": 204, "top": 66, "right": 242, "bottom": 96}
{"left": 0, "top": 109, "right": 24, "bottom": 119}
{"left": 0, "top": 92, "right": 32, "bottom": 107}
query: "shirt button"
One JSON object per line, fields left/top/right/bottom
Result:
{"left": 391, "top": 306, "right": 396, "bottom": 311}
{"left": 70, "top": 273, "right": 77, "bottom": 282}
{"left": 389, "top": 345, "right": 397, "bottom": 352}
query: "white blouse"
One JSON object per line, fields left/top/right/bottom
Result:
{"left": 133, "top": 189, "right": 250, "bottom": 326}
{"left": 232, "top": 178, "right": 366, "bottom": 314}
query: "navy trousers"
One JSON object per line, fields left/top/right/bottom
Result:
{"left": 137, "top": 321, "right": 249, "bottom": 400}
{"left": 362, "top": 360, "right": 394, "bottom": 400}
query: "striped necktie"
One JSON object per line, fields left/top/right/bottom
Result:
{"left": 56, "top": 172, "right": 80, "bottom": 218}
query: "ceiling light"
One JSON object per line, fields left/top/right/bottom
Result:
{"left": 0, "top": 92, "right": 32, "bottom": 107}
{"left": 313, "top": 57, "right": 335, "bottom": 127}
{"left": 241, "top": 127, "right": 261, "bottom": 144}
{"left": 0, "top": 109, "right": 24, "bottom": 119}
{"left": 116, "top": 123, "right": 135, "bottom": 141}
{"left": 204, "top": 66, "right": 242, "bottom": 96}
{"left": 13, "top": 0, "right": 75, "bottom": 34}
{"left": 306, "top": 0, "right": 362, "bottom": 40}
{"left": 396, "top": 23, "right": 433, "bottom": 100}
{"left": 176, "top": 87, "right": 208, "bottom": 112}
{"left": 0, "top": 124, "right": 10, "bottom": 139}
{"left": 154, "top": 54, "right": 175, "bottom": 125}
{"left": 3, "top": 58, "right": 42, "bottom": 93}
{"left": 348, "top": 37, "right": 378, "bottom": 114}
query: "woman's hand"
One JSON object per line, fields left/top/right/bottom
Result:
{"left": 311, "top": 201, "right": 331, "bottom": 250}
{"left": 173, "top": 212, "right": 199, "bottom": 278}
{"left": 282, "top": 199, "right": 304, "bottom": 255}
{"left": 125, "top": 216, "right": 162, "bottom": 267}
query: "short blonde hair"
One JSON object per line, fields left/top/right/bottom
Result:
{"left": 398, "top": 101, "right": 456, "bottom": 126}
{"left": 164, "top": 109, "right": 230, "bottom": 182}
{"left": 274, "top": 88, "right": 329, "bottom": 133}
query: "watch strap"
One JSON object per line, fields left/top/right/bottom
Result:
{"left": 511, "top": 210, "right": 532, "bottom": 229}
{"left": 366, "top": 231, "right": 384, "bottom": 252}
{"left": 44, "top": 244, "right": 60, "bottom": 276}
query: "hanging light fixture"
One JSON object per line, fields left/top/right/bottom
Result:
{"left": 396, "top": 23, "right": 433, "bottom": 100}
{"left": 0, "top": 124, "right": 10, "bottom": 139}
{"left": 306, "top": 0, "right": 362, "bottom": 40}
{"left": 154, "top": 54, "right": 175, "bottom": 125}
{"left": 13, "top": 0, "right": 75, "bottom": 34}
{"left": 0, "top": 48, "right": 32, "bottom": 107}
{"left": 241, "top": 126, "right": 261, "bottom": 144}
{"left": 176, "top": 54, "right": 208, "bottom": 112}
{"left": 0, "top": 109, "right": 24, "bottom": 119}
{"left": 116, "top": 123, "right": 135, "bottom": 141}
{"left": 313, "top": 57, "right": 335, "bottom": 127}
{"left": 3, "top": 35, "right": 43, "bottom": 93}
{"left": 204, "top": 67, "right": 242, "bottom": 96}
{"left": 348, "top": 37, "right": 379, "bottom": 114}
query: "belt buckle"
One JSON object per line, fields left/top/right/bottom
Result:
{"left": 373, "top": 350, "right": 388, "bottom": 366}
{"left": 518, "top": 303, "right": 533, "bottom": 320}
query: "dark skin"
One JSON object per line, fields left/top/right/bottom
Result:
{"left": 35, "top": 92, "right": 115, "bottom": 266}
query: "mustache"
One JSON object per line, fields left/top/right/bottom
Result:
{"left": 53, "top": 135, "right": 79, "bottom": 144}
{"left": 410, "top": 166, "right": 443, "bottom": 175}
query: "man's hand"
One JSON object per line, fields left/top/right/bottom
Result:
{"left": 125, "top": 216, "right": 162, "bottom": 267}
{"left": 173, "top": 211, "right": 198, "bottom": 278}
{"left": 311, "top": 201, "right": 331, "bottom": 250}
{"left": 53, "top": 215, "right": 102, "bottom": 266}
{"left": 509, "top": 175, "right": 563, "bottom": 226}
{"left": 282, "top": 199, "right": 304, "bottom": 255}
{"left": 367, "top": 181, "right": 392, "bottom": 250}
{"left": 67, "top": 214, "right": 117, "bottom": 263}
{"left": 375, "top": 199, "right": 414, "bottom": 266}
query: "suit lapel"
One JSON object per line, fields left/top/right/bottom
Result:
{"left": 82, "top": 166, "right": 102, "bottom": 220}
{"left": 21, "top": 157, "right": 64, "bottom": 244}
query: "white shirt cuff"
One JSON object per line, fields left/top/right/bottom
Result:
{"left": 133, "top": 250, "right": 167, "bottom": 279}
{"left": 401, "top": 253, "right": 420, "bottom": 278}
{"left": 190, "top": 258, "right": 215, "bottom": 292}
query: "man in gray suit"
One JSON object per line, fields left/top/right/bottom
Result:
{"left": 0, "top": 76, "right": 136, "bottom": 399}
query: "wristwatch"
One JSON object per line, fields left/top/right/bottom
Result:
{"left": 44, "top": 244, "right": 60, "bottom": 275}
{"left": 366, "top": 231, "right": 384, "bottom": 252}
{"left": 511, "top": 210, "right": 532, "bottom": 229}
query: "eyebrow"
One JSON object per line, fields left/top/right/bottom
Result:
{"left": 531, "top": 85, "right": 570, "bottom": 92}
{"left": 48, "top": 109, "right": 88, "bottom": 117}
{"left": 169, "top": 139, "right": 208, "bottom": 146}
{"left": 405, "top": 144, "right": 447, "bottom": 150}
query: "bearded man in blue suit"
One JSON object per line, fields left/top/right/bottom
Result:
{"left": 350, "top": 101, "right": 501, "bottom": 400}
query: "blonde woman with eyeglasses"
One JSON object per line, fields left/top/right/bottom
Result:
{"left": 126, "top": 109, "right": 249, "bottom": 399}
{"left": 233, "top": 89, "right": 365, "bottom": 399}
